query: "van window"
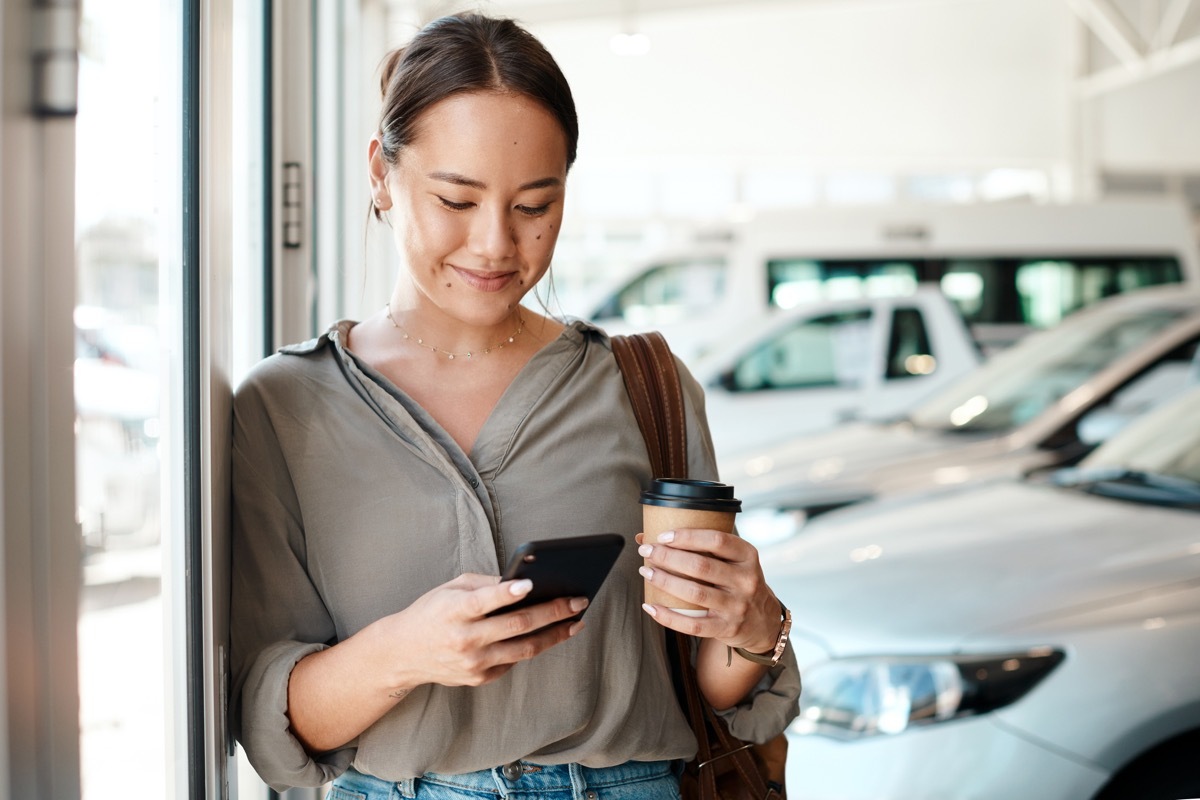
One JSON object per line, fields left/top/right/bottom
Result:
{"left": 593, "top": 258, "right": 725, "bottom": 325}
{"left": 730, "top": 309, "right": 873, "bottom": 391}
{"left": 767, "top": 259, "right": 918, "bottom": 308}
{"left": 943, "top": 256, "right": 1182, "bottom": 328}
{"left": 766, "top": 255, "right": 1182, "bottom": 330}
{"left": 886, "top": 307, "right": 936, "bottom": 380}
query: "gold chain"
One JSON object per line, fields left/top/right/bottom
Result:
{"left": 385, "top": 303, "right": 524, "bottom": 361}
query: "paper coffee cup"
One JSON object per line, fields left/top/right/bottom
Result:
{"left": 640, "top": 479, "right": 741, "bottom": 616}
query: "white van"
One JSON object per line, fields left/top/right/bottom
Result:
{"left": 588, "top": 200, "right": 1200, "bottom": 362}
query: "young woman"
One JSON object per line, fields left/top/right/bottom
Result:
{"left": 230, "top": 13, "right": 800, "bottom": 799}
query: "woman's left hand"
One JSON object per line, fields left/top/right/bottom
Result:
{"left": 637, "top": 529, "right": 781, "bottom": 655}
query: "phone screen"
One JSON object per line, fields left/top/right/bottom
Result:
{"left": 490, "top": 532, "right": 626, "bottom": 619}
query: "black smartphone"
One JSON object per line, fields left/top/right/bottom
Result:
{"left": 489, "top": 533, "right": 626, "bottom": 621}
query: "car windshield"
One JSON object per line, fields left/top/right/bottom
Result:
{"left": 1078, "top": 389, "right": 1200, "bottom": 483}
{"left": 907, "top": 307, "right": 1184, "bottom": 433}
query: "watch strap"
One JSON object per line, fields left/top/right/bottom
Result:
{"left": 733, "top": 604, "right": 792, "bottom": 667}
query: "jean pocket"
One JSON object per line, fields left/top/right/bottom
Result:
{"left": 327, "top": 788, "right": 367, "bottom": 800}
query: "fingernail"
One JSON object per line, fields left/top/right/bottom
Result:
{"left": 568, "top": 620, "right": 585, "bottom": 636}
{"left": 569, "top": 596, "right": 589, "bottom": 613}
{"left": 509, "top": 579, "right": 532, "bottom": 596}
{"left": 637, "top": 544, "right": 653, "bottom": 558}
{"left": 659, "top": 531, "right": 675, "bottom": 543}
{"left": 638, "top": 566, "right": 654, "bottom": 580}
{"left": 641, "top": 603, "right": 658, "bottom": 617}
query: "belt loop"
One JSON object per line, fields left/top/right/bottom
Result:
{"left": 568, "top": 763, "right": 587, "bottom": 799}
{"left": 490, "top": 765, "right": 514, "bottom": 798}
{"left": 395, "top": 776, "right": 417, "bottom": 799}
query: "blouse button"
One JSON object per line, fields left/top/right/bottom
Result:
{"left": 469, "top": 476, "right": 479, "bottom": 488}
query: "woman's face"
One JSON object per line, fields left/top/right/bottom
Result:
{"left": 370, "top": 90, "right": 569, "bottom": 327}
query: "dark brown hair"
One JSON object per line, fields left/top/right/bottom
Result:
{"left": 373, "top": 13, "right": 579, "bottom": 221}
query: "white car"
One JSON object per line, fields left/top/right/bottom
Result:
{"left": 727, "top": 285, "right": 1200, "bottom": 532}
{"left": 693, "top": 286, "right": 981, "bottom": 458}
{"left": 74, "top": 315, "right": 161, "bottom": 552}
{"left": 762, "top": 387, "right": 1200, "bottom": 799}
{"left": 589, "top": 201, "right": 1200, "bottom": 361}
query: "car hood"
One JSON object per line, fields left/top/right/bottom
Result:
{"left": 721, "top": 421, "right": 1001, "bottom": 511}
{"left": 762, "top": 480, "right": 1200, "bottom": 655}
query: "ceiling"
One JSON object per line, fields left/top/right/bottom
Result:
{"left": 387, "top": 0, "right": 915, "bottom": 26}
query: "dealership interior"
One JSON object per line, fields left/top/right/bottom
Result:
{"left": 3, "top": 0, "right": 1200, "bottom": 798}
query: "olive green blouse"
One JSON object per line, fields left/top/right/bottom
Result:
{"left": 229, "top": 319, "right": 801, "bottom": 791}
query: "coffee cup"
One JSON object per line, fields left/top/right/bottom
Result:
{"left": 640, "top": 478, "right": 742, "bottom": 616}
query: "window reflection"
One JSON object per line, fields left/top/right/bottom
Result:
{"left": 75, "top": 0, "right": 166, "bottom": 797}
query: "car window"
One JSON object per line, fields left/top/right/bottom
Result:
{"left": 730, "top": 310, "right": 872, "bottom": 391}
{"left": 907, "top": 307, "right": 1187, "bottom": 433}
{"left": 942, "top": 256, "right": 1182, "bottom": 328}
{"left": 885, "top": 307, "right": 936, "bottom": 379}
{"left": 767, "top": 259, "right": 918, "bottom": 309}
{"left": 592, "top": 258, "right": 725, "bottom": 325}
{"left": 1081, "top": 386, "right": 1200, "bottom": 483}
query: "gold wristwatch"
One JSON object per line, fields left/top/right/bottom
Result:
{"left": 733, "top": 604, "right": 792, "bottom": 667}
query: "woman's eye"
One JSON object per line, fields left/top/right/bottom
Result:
{"left": 516, "top": 204, "right": 551, "bottom": 217}
{"left": 437, "top": 196, "right": 473, "bottom": 211}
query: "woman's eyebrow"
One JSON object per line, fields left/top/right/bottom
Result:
{"left": 427, "top": 171, "right": 562, "bottom": 192}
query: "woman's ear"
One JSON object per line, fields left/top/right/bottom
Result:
{"left": 368, "top": 134, "right": 392, "bottom": 211}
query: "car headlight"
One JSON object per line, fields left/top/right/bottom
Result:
{"left": 737, "top": 507, "right": 808, "bottom": 546}
{"left": 791, "top": 647, "right": 1065, "bottom": 740}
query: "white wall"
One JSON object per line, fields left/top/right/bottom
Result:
{"left": 532, "top": 0, "right": 1075, "bottom": 172}
{"left": 1097, "top": 60, "right": 1200, "bottom": 171}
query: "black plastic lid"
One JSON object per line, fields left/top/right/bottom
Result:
{"left": 640, "top": 479, "right": 742, "bottom": 512}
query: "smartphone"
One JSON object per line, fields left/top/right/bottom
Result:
{"left": 489, "top": 533, "right": 626, "bottom": 621}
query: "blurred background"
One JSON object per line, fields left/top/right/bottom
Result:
{"left": 7, "top": 0, "right": 1196, "bottom": 797}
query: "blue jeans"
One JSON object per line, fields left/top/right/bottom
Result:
{"left": 328, "top": 759, "right": 680, "bottom": 800}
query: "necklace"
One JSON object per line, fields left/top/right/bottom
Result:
{"left": 385, "top": 303, "right": 524, "bottom": 361}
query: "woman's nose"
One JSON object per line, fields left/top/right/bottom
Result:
{"left": 468, "top": 206, "right": 517, "bottom": 262}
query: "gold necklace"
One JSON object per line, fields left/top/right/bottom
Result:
{"left": 385, "top": 303, "right": 524, "bottom": 361}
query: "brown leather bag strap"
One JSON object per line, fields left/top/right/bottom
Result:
{"left": 613, "top": 331, "right": 778, "bottom": 800}
{"left": 611, "top": 332, "right": 688, "bottom": 479}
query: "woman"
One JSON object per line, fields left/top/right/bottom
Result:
{"left": 230, "top": 12, "right": 800, "bottom": 799}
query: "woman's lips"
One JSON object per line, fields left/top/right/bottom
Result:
{"left": 452, "top": 266, "right": 517, "bottom": 293}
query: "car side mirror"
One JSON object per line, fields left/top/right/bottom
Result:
{"left": 715, "top": 368, "right": 738, "bottom": 392}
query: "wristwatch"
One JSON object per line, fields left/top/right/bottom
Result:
{"left": 733, "top": 604, "right": 792, "bottom": 667}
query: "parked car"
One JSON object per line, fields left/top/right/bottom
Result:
{"left": 74, "top": 309, "right": 161, "bottom": 552}
{"left": 762, "top": 386, "right": 1200, "bottom": 799}
{"left": 693, "top": 286, "right": 981, "bottom": 458}
{"left": 589, "top": 200, "right": 1200, "bottom": 361}
{"left": 728, "top": 285, "right": 1200, "bottom": 534}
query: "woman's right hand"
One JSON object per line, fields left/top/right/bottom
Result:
{"left": 372, "top": 572, "right": 587, "bottom": 691}
{"left": 287, "top": 573, "right": 586, "bottom": 754}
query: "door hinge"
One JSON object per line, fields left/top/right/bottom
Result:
{"left": 282, "top": 161, "right": 304, "bottom": 249}
{"left": 32, "top": 1, "right": 80, "bottom": 117}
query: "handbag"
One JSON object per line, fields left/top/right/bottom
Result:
{"left": 611, "top": 332, "right": 788, "bottom": 800}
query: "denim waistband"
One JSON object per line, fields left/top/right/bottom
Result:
{"left": 333, "top": 759, "right": 677, "bottom": 799}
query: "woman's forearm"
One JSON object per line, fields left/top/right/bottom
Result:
{"left": 286, "top": 619, "right": 414, "bottom": 754}
{"left": 695, "top": 637, "right": 769, "bottom": 711}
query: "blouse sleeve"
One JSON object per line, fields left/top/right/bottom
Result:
{"left": 677, "top": 358, "right": 803, "bottom": 743}
{"left": 229, "top": 364, "right": 356, "bottom": 789}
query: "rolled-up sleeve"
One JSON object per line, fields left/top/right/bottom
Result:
{"left": 678, "top": 358, "right": 803, "bottom": 743}
{"left": 714, "top": 649, "right": 802, "bottom": 743}
{"left": 229, "top": 365, "right": 355, "bottom": 790}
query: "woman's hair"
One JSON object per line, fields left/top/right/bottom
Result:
{"left": 373, "top": 13, "right": 578, "bottom": 221}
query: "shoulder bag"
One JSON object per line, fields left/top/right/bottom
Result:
{"left": 611, "top": 332, "right": 788, "bottom": 800}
